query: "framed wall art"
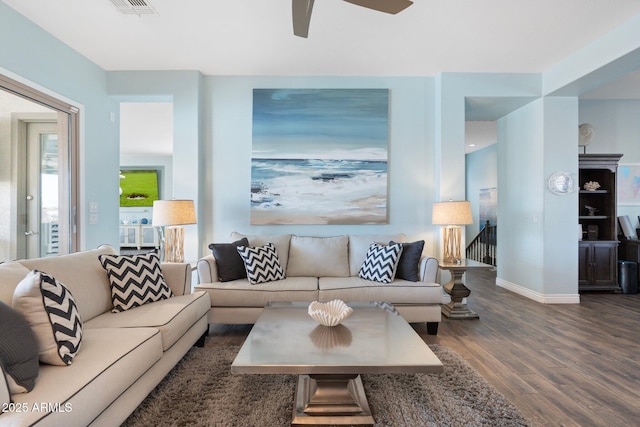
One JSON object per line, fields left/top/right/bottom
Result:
{"left": 617, "top": 163, "right": 640, "bottom": 205}
{"left": 479, "top": 187, "right": 497, "bottom": 227}
{"left": 251, "top": 88, "right": 389, "bottom": 225}
{"left": 119, "top": 168, "right": 161, "bottom": 207}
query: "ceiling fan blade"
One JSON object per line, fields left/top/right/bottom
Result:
{"left": 343, "top": 0, "right": 413, "bottom": 14}
{"left": 292, "top": 0, "right": 315, "bottom": 38}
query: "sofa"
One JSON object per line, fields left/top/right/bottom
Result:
{"left": 196, "top": 233, "right": 442, "bottom": 334}
{"left": 0, "top": 245, "right": 210, "bottom": 427}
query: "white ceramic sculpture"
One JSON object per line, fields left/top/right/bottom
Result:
{"left": 308, "top": 299, "right": 353, "bottom": 327}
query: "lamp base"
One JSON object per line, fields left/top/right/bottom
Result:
{"left": 163, "top": 226, "right": 185, "bottom": 263}
{"left": 442, "top": 226, "right": 462, "bottom": 264}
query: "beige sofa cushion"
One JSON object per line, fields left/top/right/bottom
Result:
{"left": 318, "top": 276, "right": 442, "bottom": 304}
{"left": 85, "top": 291, "right": 210, "bottom": 352}
{"left": 287, "top": 235, "right": 349, "bottom": 277}
{"left": 195, "top": 277, "right": 318, "bottom": 307}
{"left": 4, "top": 327, "right": 161, "bottom": 427}
{"left": 18, "top": 245, "right": 117, "bottom": 322}
{"left": 348, "top": 234, "right": 406, "bottom": 276}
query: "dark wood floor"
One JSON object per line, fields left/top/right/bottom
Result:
{"left": 208, "top": 270, "right": 640, "bottom": 427}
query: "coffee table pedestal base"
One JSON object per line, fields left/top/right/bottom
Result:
{"left": 293, "top": 374, "right": 374, "bottom": 426}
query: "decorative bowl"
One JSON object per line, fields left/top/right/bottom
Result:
{"left": 308, "top": 299, "right": 353, "bottom": 327}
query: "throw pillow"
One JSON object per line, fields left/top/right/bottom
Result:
{"left": 287, "top": 235, "right": 350, "bottom": 277}
{"left": 236, "top": 243, "right": 286, "bottom": 285}
{"left": 0, "top": 301, "right": 39, "bottom": 393}
{"left": 358, "top": 242, "right": 404, "bottom": 284}
{"left": 98, "top": 252, "right": 173, "bottom": 313}
{"left": 348, "top": 234, "right": 406, "bottom": 276}
{"left": 13, "top": 270, "right": 83, "bottom": 366}
{"left": 208, "top": 238, "right": 249, "bottom": 281}
{"left": 1, "top": 362, "right": 11, "bottom": 405}
{"left": 390, "top": 240, "right": 425, "bottom": 282}
{"left": 230, "top": 233, "right": 292, "bottom": 270}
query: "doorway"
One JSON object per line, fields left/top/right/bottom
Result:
{"left": 119, "top": 101, "right": 173, "bottom": 254}
{"left": 0, "top": 73, "right": 79, "bottom": 261}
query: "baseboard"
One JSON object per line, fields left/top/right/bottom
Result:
{"left": 496, "top": 277, "right": 580, "bottom": 304}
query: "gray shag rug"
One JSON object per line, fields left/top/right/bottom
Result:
{"left": 123, "top": 343, "right": 531, "bottom": 427}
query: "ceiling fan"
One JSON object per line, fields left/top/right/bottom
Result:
{"left": 292, "top": 0, "right": 414, "bottom": 38}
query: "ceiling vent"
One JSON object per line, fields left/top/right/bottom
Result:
{"left": 110, "top": 0, "right": 157, "bottom": 15}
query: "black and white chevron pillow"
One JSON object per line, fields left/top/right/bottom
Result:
{"left": 99, "top": 253, "right": 173, "bottom": 313}
{"left": 236, "top": 243, "right": 286, "bottom": 285}
{"left": 13, "top": 270, "right": 83, "bottom": 366}
{"left": 359, "top": 242, "right": 404, "bottom": 283}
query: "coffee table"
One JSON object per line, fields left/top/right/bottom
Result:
{"left": 231, "top": 302, "right": 443, "bottom": 426}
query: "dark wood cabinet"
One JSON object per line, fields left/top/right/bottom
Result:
{"left": 578, "top": 241, "right": 619, "bottom": 290}
{"left": 578, "top": 154, "right": 623, "bottom": 292}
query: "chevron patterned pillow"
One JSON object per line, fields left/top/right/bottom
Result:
{"left": 236, "top": 243, "right": 286, "bottom": 285}
{"left": 13, "top": 270, "right": 83, "bottom": 366}
{"left": 358, "top": 242, "right": 404, "bottom": 283}
{"left": 99, "top": 253, "right": 173, "bottom": 313}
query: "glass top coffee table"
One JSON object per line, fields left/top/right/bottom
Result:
{"left": 231, "top": 302, "right": 443, "bottom": 426}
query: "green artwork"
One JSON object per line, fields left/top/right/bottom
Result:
{"left": 119, "top": 170, "right": 159, "bottom": 207}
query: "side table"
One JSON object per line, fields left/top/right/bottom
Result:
{"left": 438, "top": 259, "right": 493, "bottom": 319}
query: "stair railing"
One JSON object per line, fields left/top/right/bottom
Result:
{"left": 466, "top": 220, "right": 497, "bottom": 266}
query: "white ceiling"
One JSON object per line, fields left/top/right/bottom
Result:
{"left": 4, "top": 0, "right": 640, "bottom": 77}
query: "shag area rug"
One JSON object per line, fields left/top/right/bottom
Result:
{"left": 123, "top": 343, "right": 531, "bottom": 427}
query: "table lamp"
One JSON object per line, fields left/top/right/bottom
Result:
{"left": 152, "top": 200, "right": 196, "bottom": 263}
{"left": 432, "top": 200, "right": 473, "bottom": 263}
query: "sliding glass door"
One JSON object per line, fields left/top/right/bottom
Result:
{"left": 0, "top": 74, "right": 79, "bottom": 261}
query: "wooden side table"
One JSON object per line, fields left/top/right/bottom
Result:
{"left": 438, "top": 259, "right": 493, "bottom": 319}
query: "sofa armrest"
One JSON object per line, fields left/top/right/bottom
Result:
{"left": 161, "top": 262, "right": 191, "bottom": 296}
{"left": 419, "top": 256, "right": 439, "bottom": 283}
{"left": 197, "top": 254, "right": 219, "bottom": 284}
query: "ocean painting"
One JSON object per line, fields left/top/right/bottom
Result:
{"left": 251, "top": 89, "right": 389, "bottom": 225}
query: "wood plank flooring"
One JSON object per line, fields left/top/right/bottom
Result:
{"left": 208, "top": 270, "right": 640, "bottom": 426}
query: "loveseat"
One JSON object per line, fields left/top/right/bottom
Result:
{"left": 196, "top": 233, "right": 442, "bottom": 334}
{"left": 0, "top": 245, "right": 210, "bottom": 427}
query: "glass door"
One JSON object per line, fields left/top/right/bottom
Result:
{"left": 1, "top": 73, "right": 79, "bottom": 262}
{"left": 26, "top": 123, "right": 60, "bottom": 257}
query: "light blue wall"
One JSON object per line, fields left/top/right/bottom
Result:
{"left": 544, "top": 14, "right": 640, "bottom": 97}
{"left": 541, "top": 97, "right": 579, "bottom": 296}
{"left": 204, "top": 76, "right": 439, "bottom": 254}
{"left": 498, "top": 100, "right": 546, "bottom": 293}
{"left": 496, "top": 97, "right": 578, "bottom": 298}
{"left": 580, "top": 99, "right": 640, "bottom": 230}
{"left": 0, "top": 2, "right": 119, "bottom": 250}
